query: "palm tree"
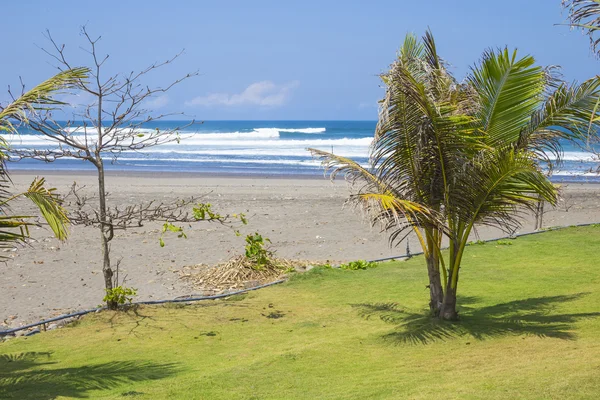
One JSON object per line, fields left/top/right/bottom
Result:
{"left": 0, "top": 68, "right": 89, "bottom": 253}
{"left": 312, "top": 32, "right": 456, "bottom": 315}
{"left": 311, "top": 31, "right": 600, "bottom": 320}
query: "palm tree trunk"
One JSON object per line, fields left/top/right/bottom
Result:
{"left": 439, "top": 239, "right": 461, "bottom": 320}
{"left": 424, "top": 231, "right": 444, "bottom": 315}
{"left": 440, "top": 278, "right": 458, "bottom": 320}
{"left": 426, "top": 254, "right": 444, "bottom": 315}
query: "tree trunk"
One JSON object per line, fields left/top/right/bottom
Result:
{"left": 534, "top": 199, "right": 544, "bottom": 231}
{"left": 440, "top": 285, "right": 458, "bottom": 320}
{"left": 440, "top": 268, "right": 459, "bottom": 320}
{"left": 101, "top": 233, "right": 117, "bottom": 309}
{"left": 437, "top": 236, "right": 464, "bottom": 320}
{"left": 426, "top": 255, "right": 444, "bottom": 316}
{"left": 97, "top": 159, "right": 118, "bottom": 310}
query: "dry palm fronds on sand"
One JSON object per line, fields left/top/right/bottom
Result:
{"left": 179, "top": 255, "right": 331, "bottom": 292}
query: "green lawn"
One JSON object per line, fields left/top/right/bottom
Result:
{"left": 2, "top": 226, "right": 600, "bottom": 399}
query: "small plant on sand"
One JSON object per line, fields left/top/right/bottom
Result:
{"left": 103, "top": 286, "right": 137, "bottom": 306}
{"left": 245, "top": 232, "right": 273, "bottom": 268}
{"left": 340, "top": 260, "right": 378, "bottom": 271}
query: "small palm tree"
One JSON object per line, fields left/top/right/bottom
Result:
{"left": 311, "top": 31, "right": 600, "bottom": 320}
{"left": 0, "top": 68, "right": 89, "bottom": 253}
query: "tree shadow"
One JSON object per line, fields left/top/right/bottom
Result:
{"left": 97, "top": 303, "right": 252, "bottom": 338}
{"left": 352, "top": 293, "right": 600, "bottom": 345}
{"left": 0, "top": 351, "right": 179, "bottom": 399}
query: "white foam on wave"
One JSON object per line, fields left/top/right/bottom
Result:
{"left": 182, "top": 130, "right": 280, "bottom": 140}
{"left": 178, "top": 127, "right": 326, "bottom": 140}
{"left": 561, "top": 151, "right": 600, "bottom": 162}
{"left": 118, "top": 157, "right": 342, "bottom": 167}
{"left": 254, "top": 127, "right": 326, "bottom": 134}
{"left": 552, "top": 170, "right": 600, "bottom": 176}
{"left": 176, "top": 137, "right": 372, "bottom": 147}
{"left": 58, "top": 126, "right": 325, "bottom": 139}
{"left": 8, "top": 125, "right": 335, "bottom": 148}
{"left": 9, "top": 135, "right": 371, "bottom": 150}
{"left": 6, "top": 130, "right": 279, "bottom": 145}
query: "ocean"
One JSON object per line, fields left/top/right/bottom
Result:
{"left": 7, "top": 120, "right": 600, "bottom": 182}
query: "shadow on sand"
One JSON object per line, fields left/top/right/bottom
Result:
{"left": 352, "top": 293, "right": 600, "bottom": 345}
{"left": 0, "top": 351, "right": 178, "bottom": 399}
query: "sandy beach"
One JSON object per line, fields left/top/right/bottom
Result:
{"left": 2, "top": 170, "right": 600, "bottom": 329}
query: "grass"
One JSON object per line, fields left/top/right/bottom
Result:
{"left": 2, "top": 225, "right": 600, "bottom": 399}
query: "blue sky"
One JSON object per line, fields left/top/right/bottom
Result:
{"left": 1, "top": 0, "right": 599, "bottom": 120}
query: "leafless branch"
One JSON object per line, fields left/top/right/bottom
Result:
{"left": 9, "top": 27, "right": 216, "bottom": 310}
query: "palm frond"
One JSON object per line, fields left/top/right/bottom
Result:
{"left": 469, "top": 49, "right": 545, "bottom": 146}
{"left": 562, "top": 0, "right": 600, "bottom": 55}
{"left": 374, "top": 42, "right": 480, "bottom": 213}
{"left": 0, "top": 215, "right": 30, "bottom": 259}
{"left": 454, "top": 148, "right": 557, "bottom": 234}
{"left": 353, "top": 192, "right": 437, "bottom": 247}
{"left": 0, "top": 68, "right": 84, "bottom": 251}
{"left": 308, "top": 148, "right": 443, "bottom": 242}
{"left": 398, "top": 32, "right": 425, "bottom": 68}
{"left": 520, "top": 76, "right": 600, "bottom": 161}
{"left": 21, "top": 177, "right": 69, "bottom": 241}
{"left": 309, "top": 148, "right": 383, "bottom": 187}
{"left": 0, "top": 67, "right": 89, "bottom": 134}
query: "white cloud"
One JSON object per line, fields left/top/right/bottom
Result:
{"left": 186, "top": 80, "right": 299, "bottom": 108}
{"left": 144, "top": 95, "right": 170, "bottom": 109}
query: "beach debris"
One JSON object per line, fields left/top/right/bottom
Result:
{"left": 180, "top": 232, "right": 336, "bottom": 292}
{"left": 180, "top": 255, "right": 284, "bottom": 290}
{"left": 179, "top": 256, "right": 325, "bottom": 292}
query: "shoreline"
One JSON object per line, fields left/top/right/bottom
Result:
{"left": 9, "top": 168, "right": 600, "bottom": 185}
{"left": 8, "top": 168, "right": 330, "bottom": 181}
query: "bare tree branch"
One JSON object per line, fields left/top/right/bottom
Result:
{"left": 7, "top": 28, "right": 228, "bottom": 310}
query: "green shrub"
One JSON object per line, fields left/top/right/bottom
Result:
{"left": 245, "top": 232, "right": 272, "bottom": 267}
{"left": 467, "top": 240, "right": 486, "bottom": 246}
{"left": 103, "top": 286, "right": 137, "bottom": 305}
{"left": 340, "top": 260, "right": 378, "bottom": 270}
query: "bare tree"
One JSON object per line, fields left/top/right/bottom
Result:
{"left": 11, "top": 28, "right": 241, "bottom": 309}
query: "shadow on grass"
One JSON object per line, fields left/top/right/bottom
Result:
{"left": 96, "top": 303, "right": 253, "bottom": 338}
{"left": 0, "top": 352, "right": 178, "bottom": 399}
{"left": 352, "top": 293, "right": 600, "bottom": 345}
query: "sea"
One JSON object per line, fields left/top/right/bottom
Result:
{"left": 7, "top": 120, "right": 600, "bottom": 182}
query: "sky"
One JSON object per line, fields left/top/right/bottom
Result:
{"left": 1, "top": 0, "right": 599, "bottom": 120}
